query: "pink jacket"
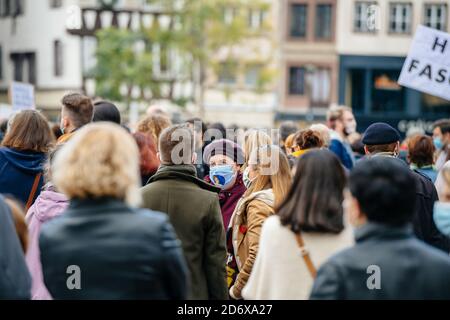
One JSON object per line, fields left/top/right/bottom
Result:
{"left": 25, "top": 187, "right": 68, "bottom": 300}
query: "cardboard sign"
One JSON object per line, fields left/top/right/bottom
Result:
{"left": 9, "top": 81, "right": 35, "bottom": 111}
{"left": 398, "top": 25, "right": 450, "bottom": 101}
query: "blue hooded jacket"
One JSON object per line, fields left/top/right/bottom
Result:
{"left": 0, "top": 147, "right": 46, "bottom": 206}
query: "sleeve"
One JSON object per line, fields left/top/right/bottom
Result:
{"left": 309, "top": 261, "right": 344, "bottom": 300}
{"left": 160, "top": 219, "right": 190, "bottom": 300}
{"left": 204, "top": 196, "right": 228, "bottom": 300}
{"left": 233, "top": 200, "right": 272, "bottom": 298}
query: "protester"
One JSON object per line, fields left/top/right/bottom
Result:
{"left": 310, "top": 157, "right": 450, "bottom": 299}
{"left": 203, "top": 139, "right": 246, "bottom": 230}
{"left": 0, "top": 110, "right": 54, "bottom": 207}
{"left": 141, "top": 124, "right": 228, "bottom": 300}
{"left": 292, "top": 129, "right": 324, "bottom": 158}
{"left": 40, "top": 123, "right": 189, "bottom": 299}
{"left": 243, "top": 130, "right": 273, "bottom": 168}
{"left": 0, "top": 194, "right": 31, "bottom": 299}
{"left": 4, "top": 196, "right": 28, "bottom": 253}
{"left": 279, "top": 121, "right": 299, "bottom": 153}
{"left": 25, "top": 146, "right": 69, "bottom": 300}
{"left": 92, "top": 100, "right": 121, "bottom": 124}
{"left": 283, "top": 133, "right": 296, "bottom": 155}
{"left": 326, "top": 106, "right": 356, "bottom": 169}
{"left": 432, "top": 119, "right": 450, "bottom": 170}
{"left": 407, "top": 134, "right": 437, "bottom": 182}
{"left": 243, "top": 149, "right": 352, "bottom": 300}
{"left": 186, "top": 117, "right": 209, "bottom": 179}
{"left": 362, "top": 122, "right": 449, "bottom": 253}
{"left": 433, "top": 163, "right": 450, "bottom": 237}
{"left": 137, "top": 113, "right": 172, "bottom": 150}
{"left": 133, "top": 132, "right": 160, "bottom": 186}
{"left": 57, "top": 93, "right": 94, "bottom": 144}
{"left": 310, "top": 123, "right": 331, "bottom": 147}
{"left": 227, "top": 145, "right": 291, "bottom": 300}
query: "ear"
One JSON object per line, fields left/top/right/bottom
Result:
{"left": 63, "top": 116, "right": 70, "bottom": 128}
{"left": 364, "top": 145, "right": 370, "bottom": 155}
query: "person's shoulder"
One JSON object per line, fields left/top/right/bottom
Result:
{"left": 131, "top": 207, "right": 169, "bottom": 226}
{"left": 410, "top": 238, "right": 450, "bottom": 267}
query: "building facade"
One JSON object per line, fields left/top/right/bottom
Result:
{"left": 337, "top": 0, "right": 450, "bottom": 134}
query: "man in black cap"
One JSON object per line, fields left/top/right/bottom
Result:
{"left": 362, "top": 122, "right": 450, "bottom": 253}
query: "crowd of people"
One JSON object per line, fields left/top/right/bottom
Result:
{"left": 0, "top": 93, "right": 450, "bottom": 300}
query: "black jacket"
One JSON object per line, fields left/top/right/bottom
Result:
{"left": 40, "top": 197, "right": 189, "bottom": 300}
{"left": 0, "top": 195, "right": 31, "bottom": 299}
{"left": 310, "top": 223, "right": 450, "bottom": 299}
{"left": 141, "top": 165, "right": 228, "bottom": 300}
{"left": 412, "top": 169, "right": 450, "bottom": 252}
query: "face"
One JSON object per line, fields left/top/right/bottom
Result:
{"left": 439, "top": 179, "right": 450, "bottom": 203}
{"left": 343, "top": 110, "right": 357, "bottom": 135}
{"left": 433, "top": 127, "right": 442, "bottom": 140}
{"left": 248, "top": 164, "right": 259, "bottom": 181}
{"left": 60, "top": 107, "right": 70, "bottom": 132}
{"left": 343, "top": 189, "right": 367, "bottom": 227}
{"left": 209, "top": 154, "right": 236, "bottom": 169}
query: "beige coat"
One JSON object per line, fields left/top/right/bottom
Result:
{"left": 229, "top": 189, "right": 275, "bottom": 297}
{"left": 242, "top": 215, "right": 354, "bottom": 300}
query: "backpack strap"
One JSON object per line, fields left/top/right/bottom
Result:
{"left": 25, "top": 173, "right": 42, "bottom": 211}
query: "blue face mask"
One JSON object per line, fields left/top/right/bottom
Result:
{"left": 433, "top": 201, "right": 450, "bottom": 237}
{"left": 434, "top": 137, "right": 443, "bottom": 150}
{"left": 209, "top": 165, "right": 236, "bottom": 189}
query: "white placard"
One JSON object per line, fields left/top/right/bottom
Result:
{"left": 398, "top": 25, "right": 450, "bottom": 101}
{"left": 9, "top": 82, "right": 35, "bottom": 111}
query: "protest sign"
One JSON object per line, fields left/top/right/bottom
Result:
{"left": 8, "top": 81, "right": 35, "bottom": 111}
{"left": 398, "top": 25, "right": 450, "bottom": 101}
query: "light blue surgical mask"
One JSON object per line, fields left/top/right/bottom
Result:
{"left": 434, "top": 137, "right": 443, "bottom": 150}
{"left": 242, "top": 166, "right": 255, "bottom": 189}
{"left": 209, "top": 165, "right": 236, "bottom": 189}
{"left": 433, "top": 201, "right": 450, "bottom": 237}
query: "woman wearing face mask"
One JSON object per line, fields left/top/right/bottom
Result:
{"left": 227, "top": 145, "right": 292, "bottom": 300}
{"left": 203, "top": 139, "right": 246, "bottom": 230}
{"left": 434, "top": 162, "right": 450, "bottom": 238}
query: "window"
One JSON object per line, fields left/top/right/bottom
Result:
{"left": 354, "top": 1, "right": 377, "bottom": 32}
{"left": 290, "top": 4, "right": 307, "bottom": 38}
{"left": 10, "top": 52, "right": 36, "bottom": 85}
{"left": 248, "top": 9, "right": 266, "bottom": 29}
{"left": 218, "top": 61, "right": 237, "bottom": 85}
{"left": 0, "top": 46, "right": 3, "bottom": 80}
{"left": 223, "top": 7, "right": 236, "bottom": 25}
{"left": 309, "top": 67, "right": 331, "bottom": 105}
{"left": 424, "top": 4, "right": 447, "bottom": 31}
{"left": 54, "top": 40, "right": 63, "bottom": 77}
{"left": 0, "top": 0, "right": 10, "bottom": 17}
{"left": 50, "top": 0, "right": 63, "bottom": 8}
{"left": 389, "top": 3, "right": 412, "bottom": 34}
{"left": 245, "top": 64, "right": 262, "bottom": 87}
{"left": 315, "top": 4, "right": 332, "bottom": 39}
{"left": 289, "top": 66, "right": 305, "bottom": 95}
{"left": 371, "top": 69, "right": 404, "bottom": 112}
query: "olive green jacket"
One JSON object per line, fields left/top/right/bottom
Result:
{"left": 141, "top": 164, "right": 228, "bottom": 300}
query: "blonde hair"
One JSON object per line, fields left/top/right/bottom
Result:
{"left": 137, "top": 113, "right": 172, "bottom": 147}
{"left": 245, "top": 145, "right": 292, "bottom": 208}
{"left": 310, "top": 123, "right": 331, "bottom": 147}
{"left": 53, "top": 123, "right": 141, "bottom": 206}
{"left": 243, "top": 130, "right": 272, "bottom": 168}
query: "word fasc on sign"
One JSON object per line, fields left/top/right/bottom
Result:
{"left": 8, "top": 81, "right": 35, "bottom": 111}
{"left": 398, "top": 25, "right": 450, "bottom": 101}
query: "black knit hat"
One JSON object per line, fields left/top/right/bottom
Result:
{"left": 362, "top": 122, "right": 401, "bottom": 145}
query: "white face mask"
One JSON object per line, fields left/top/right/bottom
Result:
{"left": 344, "top": 123, "right": 357, "bottom": 136}
{"left": 242, "top": 167, "right": 255, "bottom": 189}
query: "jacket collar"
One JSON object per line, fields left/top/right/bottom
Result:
{"left": 149, "top": 164, "right": 221, "bottom": 193}
{"left": 68, "top": 197, "right": 130, "bottom": 215}
{"left": 354, "top": 222, "right": 413, "bottom": 243}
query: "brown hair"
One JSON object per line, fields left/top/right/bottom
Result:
{"left": 408, "top": 135, "right": 435, "bottom": 168}
{"left": 158, "top": 124, "right": 195, "bottom": 165}
{"left": 62, "top": 93, "right": 94, "bottom": 128}
{"left": 278, "top": 149, "right": 346, "bottom": 234}
{"left": 294, "top": 129, "right": 324, "bottom": 150}
{"left": 4, "top": 197, "right": 28, "bottom": 253}
{"left": 245, "top": 145, "right": 292, "bottom": 208}
{"left": 137, "top": 114, "right": 172, "bottom": 148}
{"left": 133, "top": 132, "right": 160, "bottom": 176}
{"left": 365, "top": 143, "right": 397, "bottom": 154}
{"left": 2, "top": 110, "right": 54, "bottom": 153}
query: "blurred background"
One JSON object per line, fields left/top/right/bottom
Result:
{"left": 0, "top": 0, "right": 449, "bottom": 133}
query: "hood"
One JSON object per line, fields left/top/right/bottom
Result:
{"left": 235, "top": 188, "right": 274, "bottom": 217}
{"left": 30, "top": 189, "right": 69, "bottom": 223}
{"left": 0, "top": 147, "right": 46, "bottom": 174}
